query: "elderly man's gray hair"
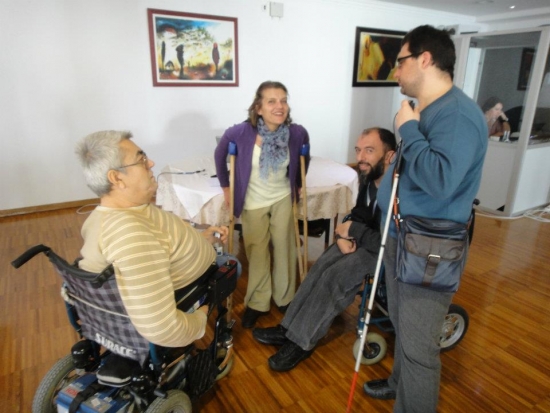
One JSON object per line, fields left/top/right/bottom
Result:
{"left": 75, "top": 130, "right": 133, "bottom": 197}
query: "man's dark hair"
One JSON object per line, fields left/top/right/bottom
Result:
{"left": 402, "top": 25, "right": 456, "bottom": 79}
{"left": 362, "top": 127, "right": 397, "bottom": 152}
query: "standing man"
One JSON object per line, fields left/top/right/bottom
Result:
{"left": 363, "top": 26, "right": 488, "bottom": 412}
{"left": 252, "top": 128, "right": 396, "bottom": 371}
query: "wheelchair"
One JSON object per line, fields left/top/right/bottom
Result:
{"left": 348, "top": 200, "right": 478, "bottom": 366}
{"left": 11, "top": 244, "right": 239, "bottom": 413}
{"left": 352, "top": 267, "right": 469, "bottom": 365}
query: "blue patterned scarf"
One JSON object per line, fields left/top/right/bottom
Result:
{"left": 257, "top": 117, "right": 290, "bottom": 180}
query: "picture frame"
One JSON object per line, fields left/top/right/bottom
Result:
{"left": 147, "top": 9, "right": 239, "bottom": 87}
{"left": 517, "top": 48, "right": 535, "bottom": 91}
{"left": 352, "top": 27, "right": 405, "bottom": 87}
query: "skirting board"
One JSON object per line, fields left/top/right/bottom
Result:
{"left": 0, "top": 198, "right": 100, "bottom": 218}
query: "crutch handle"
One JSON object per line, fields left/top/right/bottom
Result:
{"left": 228, "top": 141, "right": 237, "bottom": 156}
{"left": 300, "top": 143, "right": 310, "bottom": 157}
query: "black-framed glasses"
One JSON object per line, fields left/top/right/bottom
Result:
{"left": 117, "top": 153, "right": 149, "bottom": 170}
{"left": 396, "top": 53, "right": 420, "bottom": 67}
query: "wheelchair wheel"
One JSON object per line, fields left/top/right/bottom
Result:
{"left": 215, "top": 347, "right": 234, "bottom": 381}
{"left": 353, "top": 332, "right": 387, "bottom": 365}
{"left": 146, "top": 390, "right": 192, "bottom": 413}
{"left": 440, "top": 303, "right": 469, "bottom": 352}
{"left": 32, "top": 354, "right": 79, "bottom": 413}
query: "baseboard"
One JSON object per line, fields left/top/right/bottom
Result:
{"left": 0, "top": 198, "right": 100, "bottom": 218}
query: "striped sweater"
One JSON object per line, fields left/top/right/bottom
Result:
{"left": 79, "top": 204, "right": 216, "bottom": 347}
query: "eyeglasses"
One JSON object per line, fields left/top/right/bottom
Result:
{"left": 396, "top": 53, "right": 420, "bottom": 67}
{"left": 117, "top": 153, "right": 150, "bottom": 170}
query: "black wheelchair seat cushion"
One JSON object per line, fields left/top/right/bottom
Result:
{"left": 97, "top": 354, "right": 141, "bottom": 387}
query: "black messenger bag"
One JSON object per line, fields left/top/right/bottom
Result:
{"left": 396, "top": 215, "right": 469, "bottom": 292}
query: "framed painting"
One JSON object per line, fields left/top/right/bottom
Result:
{"left": 517, "top": 48, "right": 534, "bottom": 91}
{"left": 147, "top": 9, "right": 239, "bottom": 87}
{"left": 352, "top": 27, "right": 405, "bottom": 87}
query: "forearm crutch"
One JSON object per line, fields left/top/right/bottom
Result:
{"left": 299, "top": 144, "right": 310, "bottom": 280}
{"left": 292, "top": 201, "right": 304, "bottom": 281}
{"left": 228, "top": 141, "right": 237, "bottom": 255}
{"left": 346, "top": 142, "right": 403, "bottom": 413}
{"left": 226, "top": 141, "right": 237, "bottom": 322}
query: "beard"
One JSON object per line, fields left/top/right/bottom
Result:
{"left": 359, "top": 157, "right": 385, "bottom": 184}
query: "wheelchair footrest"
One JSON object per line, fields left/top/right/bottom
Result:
{"left": 97, "top": 354, "right": 141, "bottom": 387}
{"left": 187, "top": 349, "right": 218, "bottom": 399}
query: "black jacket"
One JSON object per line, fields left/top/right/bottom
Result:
{"left": 348, "top": 180, "right": 382, "bottom": 254}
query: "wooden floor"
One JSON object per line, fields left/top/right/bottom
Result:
{"left": 1, "top": 207, "right": 549, "bottom": 412}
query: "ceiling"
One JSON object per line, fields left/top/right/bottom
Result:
{"left": 375, "top": 0, "right": 550, "bottom": 19}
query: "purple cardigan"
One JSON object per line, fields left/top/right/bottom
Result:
{"left": 214, "top": 121, "right": 310, "bottom": 218}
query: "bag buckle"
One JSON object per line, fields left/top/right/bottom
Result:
{"left": 427, "top": 254, "right": 441, "bottom": 265}
{"left": 423, "top": 254, "right": 441, "bottom": 286}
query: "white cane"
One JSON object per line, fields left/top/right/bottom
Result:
{"left": 346, "top": 142, "right": 404, "bottom": 412}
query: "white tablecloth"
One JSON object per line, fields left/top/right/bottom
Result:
{"left": 156, "top": 156, "right": 359, "bottom": 225}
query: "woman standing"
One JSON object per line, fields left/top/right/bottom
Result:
{"left": 214, "top": 81, "right": 310, "bottom": 328}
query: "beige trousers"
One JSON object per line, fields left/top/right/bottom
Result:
{"left": 240, "top": 195, "right": 297, "bottom": 311}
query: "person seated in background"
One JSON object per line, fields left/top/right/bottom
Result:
{"left": 481, "top": 96, "right": 510, "bottom": 138}
{"left": 252, "top": 127, "right": 396, "bottom": 371}
{"left": 76, "top": 130, "right": 228, "bottom": 348}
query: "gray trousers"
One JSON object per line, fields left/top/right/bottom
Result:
{"left": 385, "top": 236, "right": 454, "bottom": 413}
{"left": 281, "top": 243, "right": 377, "bottom": 351}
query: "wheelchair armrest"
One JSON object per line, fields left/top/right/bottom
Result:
{"left": 175, "top": 264, "right": 218, "bottom": 311}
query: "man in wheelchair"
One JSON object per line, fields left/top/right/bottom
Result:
{"left": 12, "top": 130, "right": 238, "bottom": 411}
{"left": 75, "top": 130, "right": 229, "bottom": 350}
{"left": 253, "top": 127, "right": 397, "bottom": 371}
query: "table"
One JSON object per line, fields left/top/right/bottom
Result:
{"left": 156, "top": 156, "right": 359, "bottom": 239}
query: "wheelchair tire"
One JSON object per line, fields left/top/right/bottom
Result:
{"left": 352, "top": 332, "right": 387, "bottom": 365}
{"left": 146, "top": 390, "right": 192, "bottom": 413}
{"left": 440, "top": 303, "right": 469, "bottom": 352}
{"left": 32, "top": 354, "right": 79, "bottom": 413}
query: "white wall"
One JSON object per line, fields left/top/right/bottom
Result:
{"left": 0, "top": 0, "right": 476, "bottom": 210}
{"left": 512, "top": 144, "right": 550, "bottom": 213}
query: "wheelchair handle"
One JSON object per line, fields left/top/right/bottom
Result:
{"left": 11, "top": 244, "right": 51, "bottom": 269}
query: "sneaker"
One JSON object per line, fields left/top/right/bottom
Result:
{"left": 252, "top": 325, "right": 288, "bottom": 346}
{"left": 242, "top": 307, "right": 268, "bottom": 329}
{"left": 268, "top": 341, "right": 314, "bottom": 372}
{"left": 363, "top": 379, "right": 396, "bottom": 400}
